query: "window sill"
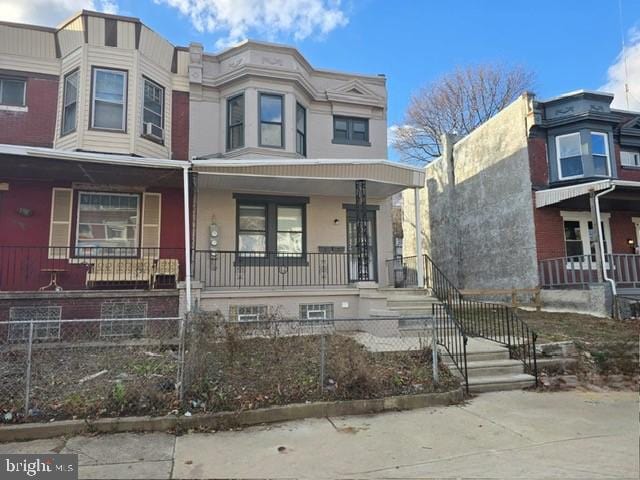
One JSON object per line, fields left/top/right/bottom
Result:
{"left": 332, "top": 139, "right": 371, "bottom": 147}
{"left": 89, "top": 127, "right": 127, "bottom": 134}
{"left": 0, "top": 105, "right": 27, "bottom": 112}
{"left": 621, "top": 165, "right": 640, "bottom": 170}
{"left": 141, "top": 134, "right": 165, "bottom": 146}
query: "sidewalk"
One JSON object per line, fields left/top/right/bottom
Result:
{"left": 1, "top": 390, "right": 637, "bottom": 479}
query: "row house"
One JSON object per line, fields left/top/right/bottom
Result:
{"left": 0, "top": 10, "right": 424, "bottom": 340}
{"left": 404, "top": 90, "right": 640, "bottom": 315}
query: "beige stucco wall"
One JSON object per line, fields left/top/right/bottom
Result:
{"left": 194, "top": 187, "right": 394, "bottom": 286}
{"left": 189, "top": 42, "right": 387, "bottom": 160}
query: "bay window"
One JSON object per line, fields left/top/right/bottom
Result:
{"left": 296, "top": 102, "right": 306, "bottom": 156}
{"left": 556, "top": 132, "right": 583, "bottom": 179}
{"left": 91, "top": 68, "right": 127, "bottom": 131}
{"left": 142, "top": 78, "right": 164, "bottom": 140}
{"left": 226, "top": 93, "right": 244, "bottom": 150}
{"left": 76, "top": 192, "right": 139, "bottom": 256}
{"left": 591, "top": 132, "right": 610, "bottom": 176}
{"left": 61, "top": 70, "right": 79, "bottom": 135}
{"left": 259, "top": 93, "right": 283, "bottom": 148}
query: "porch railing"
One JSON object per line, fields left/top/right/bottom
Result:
{"left": 192, "top": 250, "right": 353, "bottom": 289}
{"left": 539, "top": 254, "right": 640, "bottom": 288}
{"left": 385, "top": 255, "right": 421, "bottom": 288}
{"left": 421, "top": 254, "right": 538, "bottom": 387}
{"left": 0, "top": 246, "right": 185, "bottom": 292}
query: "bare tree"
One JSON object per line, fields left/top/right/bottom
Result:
{"left": 392, "top": 64, "right": 535, "bottom": 164}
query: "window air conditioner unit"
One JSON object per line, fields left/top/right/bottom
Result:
{"left": 144, "top": 122, "right": 164, "bottom": 140}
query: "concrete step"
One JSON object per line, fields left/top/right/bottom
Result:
{"left": 468, "top": 373, "right": 536, "bottom": 393}
{"left": 387, "top": 299, "right": 440, "bottom": 308}
{"left": 463, "top": 359, "right": 526, "bottom": 377}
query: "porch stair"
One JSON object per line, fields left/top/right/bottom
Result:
{"left": 441, "top": 337, "right": 536, "bottom": 393}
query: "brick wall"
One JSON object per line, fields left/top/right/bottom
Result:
{"left": 614, "top": 144, "right": 640, "bottom": 182}
{"left": 528, "top": 135, "right": 549, "bottom": 187}
{"left": 610, "top": 210, "right": 637, "bottom": 253}
{"left": 171, "top": 90, "right": 189, "bottom": 160}
{"left": 0, "top": 74, "right": 58, "bottom": 147}
{"left": 533, "top": 204, "right": 566, "bottom": 261}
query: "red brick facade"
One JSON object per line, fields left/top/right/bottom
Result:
{"left": 528, "top": 136, "right": 548, "bottom": 188}
{"left": 171, "top": 91, "right": 189, "bottom": 160}
{"left": 614, "top": 144, "right": 640, "bottom": 182}
{"left": 0, "top": 73, "right": 58, "bottom": 147}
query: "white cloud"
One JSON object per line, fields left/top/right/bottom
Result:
{"left": 601, "top": 26, "right": 640, "bottom": 110}
{"left": 154, "top": 0, "right": 348, "bottom": 49}
{"left": 0, "top": 0, "right": 119, "bottom": 27}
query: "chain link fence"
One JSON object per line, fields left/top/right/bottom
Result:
{"left": 1, "top": 311, "right": 460, "bottom": 424}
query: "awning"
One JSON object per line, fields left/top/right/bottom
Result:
{"left": 535, "top": 179, "right": 640, "bottom": 208}
{"left": 192, "top": 158, "right": 425, "bottom": 198}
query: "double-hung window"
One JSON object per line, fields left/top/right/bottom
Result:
{"left": 259, "top": 93, "right": 283, "bottom": 148}
{"left": 236, "top": 195, "right": 307, "bottom": 263}
{"left": 0, "top": 77, "right": 26, "bottom": 107}
{"left": 76, "top": 192, "right": 140, "bottom": 257}
{"left": 333, "top": 116, "right": 369, "bottom": 145}
{"left": 142, "top": 78, "right": 164, "bottom": 140}
{"left": 556, "top": 132, "right": 583, "bottom": 179}
{"left": 296, "top": 102, "right": 306, "bottom": 156}
{"left": 61, "top": 70, "right": 79, "bottom": 135}
{"left": 91, "top": 67, "right": 127, "bottom": 131}
{"left": 591, "top": 132, "right": 610, "bottom": 176}
{"left": 226, "top": 94, "right": 244, "bottom": 150}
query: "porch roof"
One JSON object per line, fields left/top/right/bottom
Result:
{"left": 192, "top": 158, "right": 425, "bottom": 198}
{"left": 535, "top": 179, "right": 640, "bottom": 208}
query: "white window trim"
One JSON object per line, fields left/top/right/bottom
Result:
{"left": 561, "top": 211, "right": 612, "bottom": 269}
{"left": 590, "top": 131, "right": 611, "bottom": 176}
{"left": 0, "top": 77, "right": 26, "bottom": 107}
{"left": 556, "top": 132, "right": 584, "bottom": 180}
{"left": 91, "top": 68, "right": 127, "bottom": 131}
{"left": 142, "top": 77, "right": 164, "bottom": 131}
{"left": 75, "top": 191, "right": 141, "bottom": 255}
{"left": 61, "top": 70, "right": 79, "bottom": 135}
{"left": 633, "top": 218, "right": 640, "bottom": 248}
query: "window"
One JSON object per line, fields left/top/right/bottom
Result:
{"left": 621, "top": 150, "right": 640, "bottom": 167}
{"left": 296, "top": 102, "right": 306, "bottom": 156}
{"left": 61, "top": 70, "right": 79, "bottom": 135}
{"left": 100, "top": 302, "right": 147, "bottom": 337}
{"left": 333, "top": 116, "right": 369, "bottom": 145}
{"left": 9, "top": 306, "right": 61, "bottom": 342}
{"left": 237, "top": 204, "right": 267, "bottom": 257}
{"left": 235, "top": 195, "right": 307, "bottom": 262}
{"left": 259, "top": 93, "right": 283, "bottom": 148}
{"left": 91, "top": 68, "right": 127, "bottom": 131}
{"left": 226, "top": 94, "right": 244, "bottom": 150}
{"left": 277, "top": 206, "right": 303, "bottom": 256}
{"left": 591, "top": 132, "right": 610, "bottom": 176}
{"left": 0, "top": 77, "right": 26, "bottom": 107}
{"left": 76, "top": 192, "right": 140, "bottom": 257}
{"left": 142, "top": 78, "right": 164, "bottom": 140}
{"left": 562, "top": 212, "right": 612, "bottom": 267}
{"left": 299, "top": 303, "right": 334, "bottom": 321}
{"left": 556, "top": 132, "right": 583, "bottom": 179}
{"left": 229, "top": 305, "right": 267, "bottom": 322}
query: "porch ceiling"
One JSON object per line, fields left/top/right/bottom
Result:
{"left": 0, "top": 155, "right": 183, "bottom": 188}
{"left": 535, "top": 179, "right": 640, "bottom": 211}
{"left": 192, "top": 159, "right": 425, "bottom": 198}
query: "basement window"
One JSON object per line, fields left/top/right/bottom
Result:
{"left": 8, "top": 306, "right": 61, "bottom": 342}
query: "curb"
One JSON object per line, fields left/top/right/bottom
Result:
{"left": 0, "top": 388, "right": 464, "bottom": 443}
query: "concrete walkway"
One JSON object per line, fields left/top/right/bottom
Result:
{"left": 1, "top": 391, "right": 637, "bottom": 479}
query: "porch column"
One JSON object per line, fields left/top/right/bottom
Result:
{"left": 355, "top": 179, "right": 370, "bottom": 281}
{"left": 414, "top": 187, "right": 425, "bottom": 288}
{"left": 589, "top": 190, "right": 604, "bottom": 283}
{"left": 182, "top": 166, "right": 192, "bottom": 312}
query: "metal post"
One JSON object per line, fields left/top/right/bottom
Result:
{"left": 319, "top": 334, "right": 326, "bottom": 392}
{"left": 182, "top": 166, "right": 192, "bottom": 312}
{"left": 431, "top": 319, "right": 439, "bottom": 385}
{"left": 24, "top": 321, "right": 34, "bottom": 417}
{"left": 589, "top": 191, "right": 604, "bottom": 283}
{"left": 355, "top": 180, "right": 369, "bottom": 281}
{"left": 414, "top": 187, "right": 425, "bottom": 288}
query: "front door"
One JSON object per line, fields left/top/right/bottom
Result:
{"left": 346, "top": 209, "right": 377, "bottom": 282}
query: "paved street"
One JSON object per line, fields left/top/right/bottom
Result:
{"left": 1, "top": 390, "right": 637, "bottom": 479}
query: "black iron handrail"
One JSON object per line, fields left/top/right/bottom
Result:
{"left": 422, "top": 254, "right": 538, "bottom": 387}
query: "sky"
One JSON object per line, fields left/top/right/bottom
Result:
{"left": 3, "top": 0, "right": 639, "bottom": 157}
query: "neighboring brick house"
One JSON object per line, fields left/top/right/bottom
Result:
{"left": 404, "top": 90, "right": 640, "bottom": 313}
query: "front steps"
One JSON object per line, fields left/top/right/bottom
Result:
{"left": 380, "top": 288, "right": 536, "bottom": 393}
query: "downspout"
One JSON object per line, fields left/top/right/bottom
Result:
{"left": 594, "top": 183, "right": 617, "bottom": 296}
{"left": 182, "top": 165, "right": 192, "bottom": 312}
